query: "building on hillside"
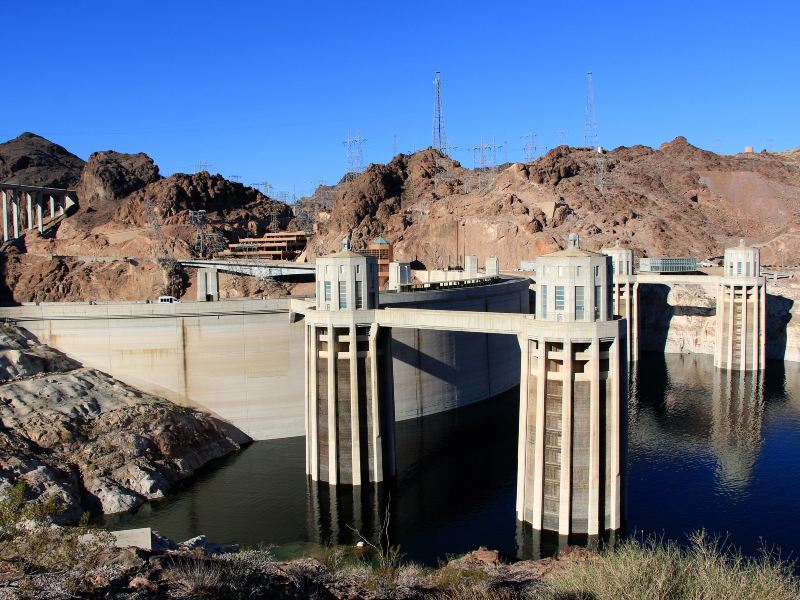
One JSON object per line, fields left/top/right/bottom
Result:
{"left": 362, "top": 234, "right": 393, "bottom": 288}
{"left": 220, "top": 231, "right": 307, "bottom": 260}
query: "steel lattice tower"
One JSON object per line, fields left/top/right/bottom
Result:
{"left": 343, "top": 130, "right": 367, "bottom": 183}
{"left": 584, "top": 71, "right": 606, "bottom": 192}
{"left": 433, "top": 71, "right": 447, "bottom": 153}
{"left": 584, "top": 72, "right": 599, "bottom": 149}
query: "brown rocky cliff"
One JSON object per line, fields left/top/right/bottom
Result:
{"left": 304, "top": 138, "right": 800, "bottom": 269}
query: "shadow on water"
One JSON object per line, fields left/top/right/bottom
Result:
{"left": 103, "top": 353, "right": 800, "bottom": 565}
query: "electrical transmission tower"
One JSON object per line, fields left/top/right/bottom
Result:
{"left": 194, "top": 161, "right": 210, "bottom": 174}
{"left": 556, "top": 129, "right": 568, "bottom": 147}
{"left": 433, "top": 71, "right": 447, "bottom": 153}
{"left": 189, "top": 209, "right": 227, "bottom": 258}
{"left": 584, "top": 72, "right": 599, "bottom": 149}
{"left": 522, "top": 133, "right": 540, "bottom": 162}
{"left": 470, "top": 137, "right": 503, "bottom": 190}
{"left": 343, "top": 130, "right": 367, "bottom": 183}
{"left": 144, "top": 199, "right": 181, "bottom": 297}
{"left": 584, "top": 71, "right": 606, "bottom": 193}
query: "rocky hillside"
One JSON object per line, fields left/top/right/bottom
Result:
{"left": 0, "top": 132, "right": 85, "bottom": 188}
{"left": 0, "top": 134, "right": 295, "bottom": 303}
{"left": 0, "top": 324, "right": 245, "bottom": 520}
{"left": 302, "top": 139, "right": 800, "bottom": 269}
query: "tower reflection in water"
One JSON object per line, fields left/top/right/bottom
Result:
{"left": 629, "top": 354, "right": 765, "bottom": 494}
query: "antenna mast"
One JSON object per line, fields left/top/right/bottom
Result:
{"left": 433, "top": 71, "right": 447, "bottom": 153}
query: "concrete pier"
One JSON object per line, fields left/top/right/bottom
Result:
{"left": 196, "top": 268, "right": 220, "bottom": 301}
{"left": 0, "top": 183, "right": 76, "bottom": 242}
{"left": 714, "top": 240, "right": 766, "bottom": 371}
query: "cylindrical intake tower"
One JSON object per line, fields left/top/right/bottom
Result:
{"left": 519, "top": 233, "right": 626, "bottom": 536}
{"left": 601, "top": 240, "right": 638, "bottom": 362}
{"left": 714, "top": 239, "right": 766, "bottom": 371}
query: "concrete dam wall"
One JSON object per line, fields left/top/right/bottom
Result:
{"left": 1, "top": 278, "right": 530, "bottom": 440}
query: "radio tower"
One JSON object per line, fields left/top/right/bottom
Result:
{"left": 584, "top": 71, "right": 605, "bottom": 192}
{"left": 433, "top": 71, "right": 447, "bottom": 154}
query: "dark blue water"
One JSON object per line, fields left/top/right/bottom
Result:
{"left": 103, "top": 353, "right": 800, "bottom": 564}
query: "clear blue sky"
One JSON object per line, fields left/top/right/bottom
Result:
{"left": 3, "top": 1, "right": 798, "bottom": 199}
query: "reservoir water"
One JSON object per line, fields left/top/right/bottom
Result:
{"left": 103, "top": 353, "right": 800, "bottom": 564}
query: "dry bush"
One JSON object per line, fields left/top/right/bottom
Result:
{"left": 541, "top": 531, "right": 800, "bottom": 600}
{"left": 166, "top": 557, "right": 223, "bottom": 598}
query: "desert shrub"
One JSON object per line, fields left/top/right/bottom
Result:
{"left": 0, "top": 482, "right": 114, "bottom": 598}
{"left": 166, "top": 557, "right": 223, "bottom": 598}
{"left": 167, "top": 549, "right": 278, "bottom": 600}
{"left": 541, "top": 531, "right": 800, "bottom": 600}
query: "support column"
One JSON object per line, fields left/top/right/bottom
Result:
{"left": 368, "top": 324, "right": 384, "bottom": 482}
{"left": 26, "top": 192, "right": 33, "bottom": 230}
{"left": 1, "top": 190, "right": 7, "bottom": 242}
{"left": 327, "top": 325, "right": 337, "bottom": 485}
{"left": 515, "top": 335, "right": 530, "bottom": 519}
{"left": 759, "top": 283, "right": 766, "bottom": 370}
{"left": 49, "top": 194, "right": 55, "bottom": 221}
{"left": 587, "top": 337, "right": 601, "bottom": 535}
{"left": 196, "top": 269, "right": 208, "bottom": 301}
{"left": 714, "top": 283, "right": 724, "bottom": 368}
{"left": 308, "top": 326, "right": 319, "bottom": 478}
{"left": 609, "top": 337, "right": 622, "bottom": 530}
{"left": 531, "top": 339, "right": 547, "bottom": 529}
{"left": 558, "top": 340, "right": 573, "bottom": 536}
{"left": 727, "top": 285, "right": 735, "bottom": 369}
{"left": 751, "top": 284, "right": 759, "bottom": 372}
{"left": 624, "top": 282, "right": 632, "bottom": 362}
{"left": 36, "top": 194, "right": 43, "bottom": 233}
{"left": 740, "top": 285, "right": 748, "bottom": 371}
{"left": 349, "top": 325, "right": 362, "bottom": 486}
{"left": 631, "top": 282, "right": 639, "bottom": 361}
{"left": 11, "top": 190, "right": 19, "bottom": 239}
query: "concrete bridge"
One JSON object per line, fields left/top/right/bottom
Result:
{"left": 179, "top": 258, "right": 315, "bottom": 279}
{"left": 0, "top": 183, "right": 76, "bottom": 241}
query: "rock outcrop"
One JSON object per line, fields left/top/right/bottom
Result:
{"left": 0, "top": 325, "right": 245, "bottom": 520}
{"left": 73, "top": 151, "right": 162, "bottom": 231}
{"left": 113, "top": 170, "right": 295, "bottom": 240}
{"left": 0, "top": 132, "right": 85, "bottom": 188}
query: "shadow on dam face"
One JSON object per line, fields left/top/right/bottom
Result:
{"left": 306, "top": 385, "right": 523, "bottom": 564}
